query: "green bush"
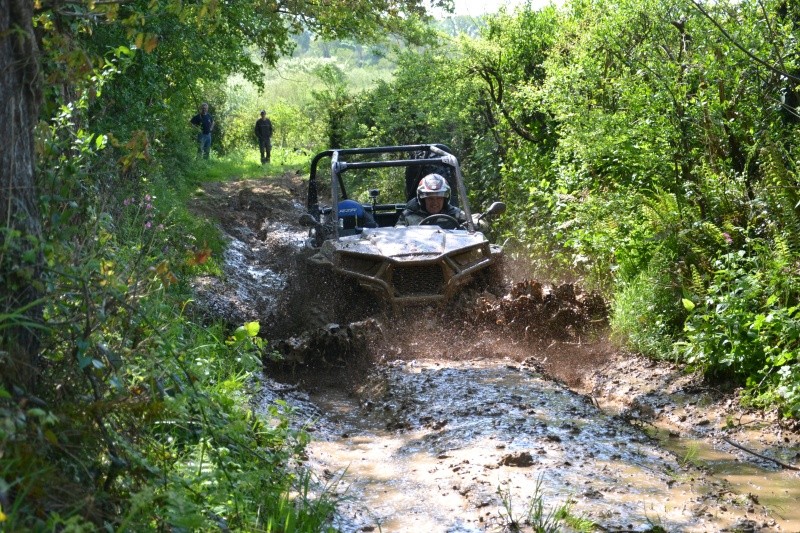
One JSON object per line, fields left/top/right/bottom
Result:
{"left": 678, "top": 249, "right": 800, "bottom": 417}
{"left": 1, "top": 83, "right": 335, "bottom": 529}
{"left": 611, "top": 253, "right": 683, "bottom": 359}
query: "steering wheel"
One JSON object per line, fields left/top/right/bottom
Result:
{"left": 419, "top": 213, "right": 461, "bottom": 230}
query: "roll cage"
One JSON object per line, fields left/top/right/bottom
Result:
{"left": 306, "top": 144, "right": 476, "bottom": 237}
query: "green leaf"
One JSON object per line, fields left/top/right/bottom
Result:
{"left": 234, "top": 321, "right": 260, "bottom": 340}
{"left": 76, "top": 338, "right": 89, "bottom": 355}
{"left": 114, "top": 45, "right": 135, "bottom": 57}
{"left": 771, "top": 352, "right": 793, "bottom": 366}
{"left": 27, "top": 408, "right": 47, "bottom": 418}
{"left": 681, "top": 298, "right": 695, "bottom": 311}
{"left": 244, "top": 321, "right": 260, "bottom": 337}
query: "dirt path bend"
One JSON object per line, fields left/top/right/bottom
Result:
{"left": 191, "top": 173, "right": 800, "bottom": 532}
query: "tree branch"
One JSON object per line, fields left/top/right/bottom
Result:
{"left": 473, "top": 63, "right": 538, "bottom": 143}
{"left": 688, "top": 0, "right": 800, "bottom": 83}
{"left": 721, "top": 436, "right": 800, "bottom": 471}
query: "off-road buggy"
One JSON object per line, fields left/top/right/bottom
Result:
{"left": 299, "top": 144, "right": 506, "bottom": 311}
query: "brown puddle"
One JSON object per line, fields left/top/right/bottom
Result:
{"left": 296, "top": 359, "right": 781, "bottom": 532}
{"left": 655, "top": 433, "right": 800, "bottom": 532}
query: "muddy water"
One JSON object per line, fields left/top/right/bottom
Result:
{"left": 673, "top": 437, "right": 799, "bottom": 531}
{"left": 649, "top": 430, "right": 800, "bottom": 532}
{"left": 193, "top": 233, "right": 290, "bottom": 323}
{"left": 596, "top": 385, "right": 800, "bottom": 532}
{"left": 301, "top": 358, "right": 772, "bottom": 532}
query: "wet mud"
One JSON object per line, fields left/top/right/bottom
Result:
{"left": 306, "top": 358, "right": 774, "bottom": 532}
{"left": 190, "top": 173, "right": 800, "bottom": 532}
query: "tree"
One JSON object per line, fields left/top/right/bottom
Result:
{"left": 0, "top": 0, "right": 458, "bottom": 396}
{"left": 1, "top": 0, "right": 43, "bottom": 393}
{"left": 463, "top": 5, "right": 559, "bottom": 147}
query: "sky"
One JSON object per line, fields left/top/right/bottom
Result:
{"left": 449, "top": 0, "right": 525, "bottom": 16}
{"left": 429, "top": 0, "right": 553, "bottom": 19}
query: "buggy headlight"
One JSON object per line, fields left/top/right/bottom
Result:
{"left": 451, "top": 247, "right": 487, "bottom": 268}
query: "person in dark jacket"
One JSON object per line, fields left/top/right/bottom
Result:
{"left": 396, "top": 173, "right": 467, "bottom": 229}
{"left": 254, "top": 110, "right": 273, "bottom": 164}
{"left": 190, "top": 102, "right": 214, "bottom": 159}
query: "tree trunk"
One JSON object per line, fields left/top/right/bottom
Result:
{"left": 1, "top": 0, "right": 43, "bottom": 393}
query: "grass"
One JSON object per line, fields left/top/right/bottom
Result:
{"left": 679, "top": 442, "right": 701, "bottom": 468}
{"left": 497, "top": 475, "right": 596, "bottom": 532}
{"left": 185, "top": 147, "right": 311, "bottom": 184}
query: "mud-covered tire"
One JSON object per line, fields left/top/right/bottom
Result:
{"left": 293, "top": 252, "right": 382, "bottom": 330}
{"left": 476, "top": 255, "right": 508, "bottom": 297}
{"left": 301, "top": 257, "right": 339, "bottom": 329}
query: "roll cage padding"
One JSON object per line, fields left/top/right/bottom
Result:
{"left": 307, "top": 144, "right": 454, "bottom": 214}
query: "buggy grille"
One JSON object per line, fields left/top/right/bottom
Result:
{"left": 391, "top": 264, "right": 445, "bottom": 296}
{"left": 339, "top": 254, "right": 381, "bottom": 276}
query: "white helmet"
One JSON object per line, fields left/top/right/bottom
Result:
{"left": 416, "top": 173, "right": 450, "bottom": 203}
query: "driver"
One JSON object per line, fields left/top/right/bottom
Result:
{"left": 395, "top": 173, "right": 467, "bottom": 228}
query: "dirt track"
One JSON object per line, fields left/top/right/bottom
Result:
{"left": 190, "top": 172, "right": 800, "bottom": 532}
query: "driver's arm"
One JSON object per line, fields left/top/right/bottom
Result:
{"left": 445, "top": 205, "right": 468, "bottom": 225}
{"left": 395, "top": 209, "right": 423, "bottom": 227}
{"left": 395, "top": 211, "right": 410, "bottom": 227}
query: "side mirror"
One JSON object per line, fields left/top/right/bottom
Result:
{"left": 299, "top": 213, "right": 319, "bottom": 227}
{"left": 485, "top": 201, "right": 506, "bottom": 217}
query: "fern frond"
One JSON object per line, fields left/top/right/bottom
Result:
{"left": 689, "top": 264, "right": 706, "bottom": 298}
{"left": 760, "top": 144, "right": 800, "bottom": 256}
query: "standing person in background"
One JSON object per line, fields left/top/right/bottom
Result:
{"left": 254, "top": 109, "right": 273, "bottom": 164}
{"left": 190, "top": 102, "right": 214, "bottom": 159}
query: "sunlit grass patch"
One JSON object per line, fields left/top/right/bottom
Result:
{"left": 184, "top": 147, "right": 312, "bottom": 185}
